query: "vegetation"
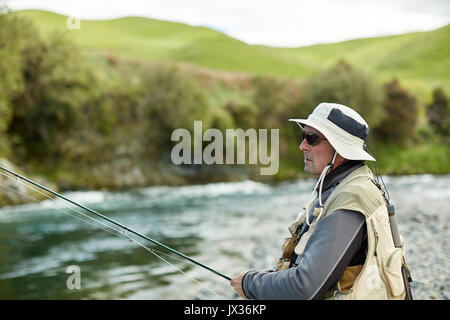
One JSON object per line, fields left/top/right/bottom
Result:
{"left": 427, "top": 87, "right": 449, "bottom": 143}
{"left": 12, "top": 10, "right": 450, "bottom": 93}
{"left": 295, "top": 59, "right": 384, "bottom": 127}
{"left": 0, "top": 8, "right": 448, "bottom": 206}
{"left": 374, "top": 78, "right": 419, "bottom": 145}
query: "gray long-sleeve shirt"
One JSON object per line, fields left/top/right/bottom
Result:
{"left": 242, "top": 161, "right": 368, "bottom": 300}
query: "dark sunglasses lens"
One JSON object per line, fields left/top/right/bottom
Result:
{"left": 303, "top": 133, "right": 320, "bottom": 145}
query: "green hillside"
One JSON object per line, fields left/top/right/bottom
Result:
{"left": 13, "top": 9, "right": 450, "bottom": 94}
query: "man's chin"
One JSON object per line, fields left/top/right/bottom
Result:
{"left": 304, "top": 164, "right": 319, "bottom": 177}
{"left": 303, "top": 165, "right": 313, "bottom": 176}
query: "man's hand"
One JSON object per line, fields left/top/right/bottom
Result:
{"left": 230, "top": 271, "right": 250, "bottom": 300}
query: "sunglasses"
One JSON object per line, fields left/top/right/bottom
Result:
{"left": 302, "top": 132, "right": 327, "bottom": 146}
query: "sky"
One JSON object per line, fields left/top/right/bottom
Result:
{"left": 5, "top": 0, "right": 450, "bottom": 47}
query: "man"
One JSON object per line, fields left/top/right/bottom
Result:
{"left": 230, "top": 102, "right": 408, "bottom": 300}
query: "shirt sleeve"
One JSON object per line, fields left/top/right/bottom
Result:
{"left": 242, "top": 209, "right": 367, "bottom": 300}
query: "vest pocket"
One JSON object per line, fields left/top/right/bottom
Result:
{"left": 381, "top": 248, "right": 405, "bottom": 298}
{"left": 338, "top": 264, "right": 364, "bottom": 292}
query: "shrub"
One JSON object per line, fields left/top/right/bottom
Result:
{"left": 427, "top": 87, "right": 449, "bottom": 138}
{"left": 7, "top": 24, "right": 94, "bottom": 160}
{"left": 0, "top": 8, "right": 33, "bottom": 156}
{"left": 375, "top": 78, "right": 419, "bottom": 145}
{"left": 140, "top": 64, "right": 212, "bottom": 153}
{"left": 225, "top": 100, "right": 257, "bottom": 129}
{"left": 252, "top": 75, "right": 289, "bottom": 129}
{"left": 296, "top": 60, "right": 384, "bottom": 128}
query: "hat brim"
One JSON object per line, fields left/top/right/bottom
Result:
{"left": 289, "top": 118, "right": 376, "bottom": 161}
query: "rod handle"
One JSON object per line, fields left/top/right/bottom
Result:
{"left": 388, "top": 204, "right": 402, "bottom": 248}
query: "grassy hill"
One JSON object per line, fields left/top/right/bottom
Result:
{"left": 13, "top": 9, "right": 450, "bottom": 96}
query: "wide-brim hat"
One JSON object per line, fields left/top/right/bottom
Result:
{"left": 289, "top": 102, "right": 376, "bottom": 161}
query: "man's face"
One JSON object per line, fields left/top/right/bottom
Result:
{"left": 299, "top": 125, "right": 335, "bottom": 178}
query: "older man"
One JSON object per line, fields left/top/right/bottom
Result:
{"left": 230, "top": 102, "right": 409, "bottom": 300}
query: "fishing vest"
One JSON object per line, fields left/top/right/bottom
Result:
{"left": 277, "top": 165, "right": 407, "bottom": 300}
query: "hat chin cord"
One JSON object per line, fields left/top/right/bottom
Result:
{"left": 306, "top": 150, "right": 337, "bottom": 227}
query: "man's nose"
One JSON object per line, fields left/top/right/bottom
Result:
{"left": 300, "top": 138, "right": 309, "bottom": 152}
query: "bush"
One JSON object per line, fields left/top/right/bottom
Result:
{"left": 252, "top": 75, "right": 289, "bottom": 129}
{"left": 0, "top": 8, "right": 33, "bottom": 156}
{"left": 250, "top": 75, "right": 305, "bottom": 176}
{"left": 296, "top": 60, "right": 384, "bottom": 128}
{"left": 6, "top": 19, "right": 94, "bottom": 161}
{"left": 375, "top": 78, "right": 419, "bottom": 145}
{"left": 225, "top": 100, "right": 257, "bottom": 129}
{"left": 82, "top": 59, "right": 146, "bottom": 136}
{"left": 427, "top": 87, "right": 449, "bottom": 139}
{"left": 140, "top": 64, "right": 212, "bottom": 153}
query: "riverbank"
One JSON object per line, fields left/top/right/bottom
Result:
{"left": 0, "top": 158, "right": 58, "bottom": 206}
{"left": 1, "top": 139, "right": 449, "bottom": 207}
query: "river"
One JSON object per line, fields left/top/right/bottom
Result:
{"left": 0, "top": 174, "right": 449, "bottom": 300}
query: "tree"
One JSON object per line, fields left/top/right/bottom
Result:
{"left": 375, "top": 78, "right": 418, "bottom": 145}
{"left": 427, "top": 87, "right": 449, "bottom": 137}
{"left": 296, "top": 60, "right": 384, "bottom": 129}
{"left": 0, "top": 7, "right": 31, "bottom": 156}
{"left": 225, "top": 100, "right": 257, "bottom": 129}
{"left": 140, "top": 64, "right": 212, "bottom": 153}
{"left": 252, "top": 76, "right": 288, "bottom": 129}
{"left": 8, "top": 30, "right": 92, "bottom": 160}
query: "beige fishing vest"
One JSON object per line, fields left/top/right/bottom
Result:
{"left": 277, "top": 165, "right": 407, "bottom": 300}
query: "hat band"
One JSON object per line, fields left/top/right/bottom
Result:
{"left": 326, "top": 108, "right": 369, "bottom": 140}
{"left": 308, "top": 115, "right": 365, "bottom": 148}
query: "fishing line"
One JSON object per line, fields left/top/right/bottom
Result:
{"left": 0, "top": 165, "right": 231, "bottom": 281}
{"left": 0, "top": 173, "right": 221, "bottom": 296}
{"left": 131, "top": 236, "right": 220, "bottom": 296}
{"left": 0, "top": 166, "right": 229, "bottom": 294}
{"left": 0, "top": 171, "right": 129, "bottom": 239}
{"left": 0, "top": 172, "right": 190, "bottom": 266}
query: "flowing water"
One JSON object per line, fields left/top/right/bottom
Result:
{"left": 0, "top": 174, "right": 449, "bottom": 300}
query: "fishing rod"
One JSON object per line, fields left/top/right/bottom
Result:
{"left": 0, "top": 165, "right": 231, "bottom": 281}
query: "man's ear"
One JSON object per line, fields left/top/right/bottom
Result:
{"left": 334, "top": 153, "right": 348, "bottom": 167}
